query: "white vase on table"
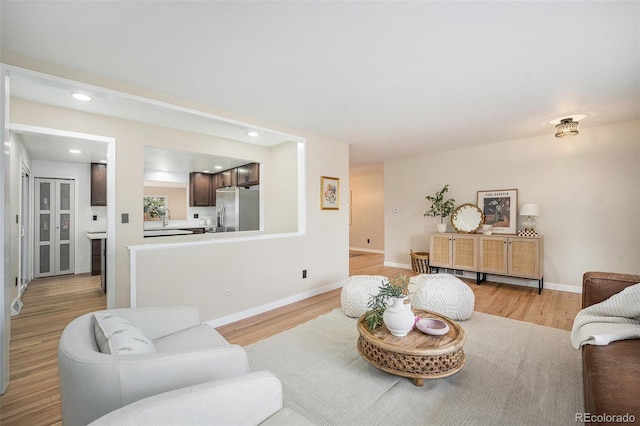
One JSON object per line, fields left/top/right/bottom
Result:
{"left": 383, "top": 297, "right": 416, "bottom": 337}
{"left": 437, "top": 223, "right": 447, "bottom": 233}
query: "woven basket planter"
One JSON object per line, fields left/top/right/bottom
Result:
{"left": 410, "top": 250, "right": 430, "bottom": 274}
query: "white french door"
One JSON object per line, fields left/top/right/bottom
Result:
{"left": 34, "top": 178, "right": 75, "bottom": 277}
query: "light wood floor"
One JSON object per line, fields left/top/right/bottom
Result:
{"left": 218, "top": 252, "right": 581, "bottom": 345}
{"left": 0, "top": 252, "right": 581, "bottom": 425}
{"left": 0, "top": 274, "right": 106, "bottom": 426}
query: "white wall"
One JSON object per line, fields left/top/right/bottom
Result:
{"left": 9, "top": 133, "right": 32, "bottom": 302}
{"left": 384, "top": 120, "right": 640, "bottom": 291}
{"left": 349, "top": 169, "right": 384, "bottom": 252}
{"left": 265, "top": 141, "right": 298, "bottom": 233}
{"left": 10, "top": 96, "right": 350, "bottom": 321}
{"left": 132, "top": 134, "right": 349, "bottom": 322}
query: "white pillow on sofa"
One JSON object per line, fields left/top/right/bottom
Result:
{"left": 94, "top": 313, "right": 157, "bottom": 355}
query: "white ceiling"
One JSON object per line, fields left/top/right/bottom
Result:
{"left": 15, "top": 131, "right": 109, "bottom": 165}
{"left": 8, "top": 71, "right": 301, "bottom": 172}
{"left": 1, "top": 1, "right": 639, "bottom": 170}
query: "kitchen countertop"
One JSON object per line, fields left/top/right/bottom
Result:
{"left": 143, "top": 223, "right": 207, "bottom": 231}
{"left": 143, "top": 229, "right": 195, "bottom": 237}
{"left": 87, "top": 232, "right": 107, "bottom": 240}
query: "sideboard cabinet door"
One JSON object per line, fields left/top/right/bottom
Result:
{"left": 429, "top": 234, "right": 453, "bottom": 268}
{"left": 508, "top": 237, "right": 543, "bottom": 279}
{"left": 452, "top": 234, "right": 478, "bottom": 271}
{"left": 479, "top": 236, "right": 508, "bottom": 275}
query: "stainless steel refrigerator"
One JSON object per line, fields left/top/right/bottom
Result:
{"left": 216, "top": 187, "right": 260, "bottom": 232}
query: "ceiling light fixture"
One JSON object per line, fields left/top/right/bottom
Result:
{"left": 71, "top": 93, "right": 92, "bottom": 102}
{"left": 247, "top": 131, "right": 259, "bottom": 137}
{"left": 554, "top": 118, "right": 579, "bottom": 138}
{"left": 69, "top": 149, "right": 81, "bottom": 154}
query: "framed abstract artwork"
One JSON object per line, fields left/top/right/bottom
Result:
{"left": 321, "top": 176, "right": 339, "bottom": 210}
{"left": 477, "top": 189, "right": 518, "bottom": 234}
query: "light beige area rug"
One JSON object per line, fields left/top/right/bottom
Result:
{"left": 246, "top": 308, "right": 583, "bottom": 426}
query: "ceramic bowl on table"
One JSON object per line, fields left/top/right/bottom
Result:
{"left": 415, "top": 317, "right": 450, "bottom": 335}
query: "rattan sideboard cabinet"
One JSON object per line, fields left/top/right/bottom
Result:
{"left": 430, "top": 233, "right": 478, "bottom": 271}
{"left": 430, "top": 233, "right": 544, "bottom": 293}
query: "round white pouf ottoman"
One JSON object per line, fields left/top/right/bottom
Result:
{"left": 340, "top": 275, "right": 387, "bottom": 318}
{"left": 409, "top": 274, "right": 475, "bottom": 320}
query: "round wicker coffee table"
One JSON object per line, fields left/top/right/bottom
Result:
{"left": 357, "top": 309, "right": 466, "bottom": 386}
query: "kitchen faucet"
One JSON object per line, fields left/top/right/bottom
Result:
{"left": 162, "top": 208, "right": 170, "bottom": 227}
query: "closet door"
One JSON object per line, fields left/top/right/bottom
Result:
{"left": 56, "top": 179, "right": 74, "bottom": 275}
{"left": 35, "top": 178, "right": 75, "bottom": 277}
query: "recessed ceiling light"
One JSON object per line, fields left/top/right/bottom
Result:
{"left": 69, "top": 149, "right": 81, "bottom": 154}
{"left": 72, "top": 93, "right": 92, "bottom": 102}
{"left": 203, "top": 170, "right": 210, "bottom": 173}
{"left": 214, "top": 166, "right": 222, "bottom": 170}
{"left": 99, "top": 160, "right": 107, "bottom": 164}
{"left": 247, "top": 131, "right": 259, "bottom": 137}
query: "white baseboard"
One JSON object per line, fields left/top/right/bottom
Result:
{"left": 350, "top": 247, "right": 384, "bottom": 254}
{"left": 382, "top": 261, "right": 582, "bottom": 294}
{"left": 206, "top": 280, "right": 346, "bottom": 328}
{"left": 10, "top": 298, "right": 23, "bottom": 316}
{"left": 383, "top": 261, "right": 412, "bottom": 269}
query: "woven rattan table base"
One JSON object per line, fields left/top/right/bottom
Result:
{"left": 357, "top": 338, "right": 465, "bottom": 386}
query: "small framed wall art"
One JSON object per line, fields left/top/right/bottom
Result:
{"left": 477, "top": 189, "right": 518, "bottom": 234}
{"left": 321, "top": 176, "right": 340, "bottom": 210}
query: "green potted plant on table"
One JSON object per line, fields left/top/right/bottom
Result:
{"left": 363, "top": 276, "right": 414, "bottom": 336}
{"left": 424, "top": 184, "right": 456, "bottom": 233}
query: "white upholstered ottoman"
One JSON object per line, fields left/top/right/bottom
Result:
{"left": 340, "top": 275, "right": 386, "bottom": 318}
{"left": 409, "top": 274, "right": 475, "bottom": 320}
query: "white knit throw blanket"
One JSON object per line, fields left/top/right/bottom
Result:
{"left": 571, "top": 282, "right": 640, "bottom": 349}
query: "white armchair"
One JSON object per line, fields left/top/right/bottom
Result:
{"left": 58, "top": 306, "right": 250, "bottom": 426}
{"left": 88, "top": 371, "right": 313, "bottom": 426}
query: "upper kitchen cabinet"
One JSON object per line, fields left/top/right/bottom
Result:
{"left": 217, "top": 168, "right": 238, "bottom": 188}
{"left": 189, "top": 172, "right": 215, "bottom": 206}
{"left": 90, "top": 163, "right": 107, "bottom": 206}
{"left": 237, "top": 163, "right": 260, "bottom": 187}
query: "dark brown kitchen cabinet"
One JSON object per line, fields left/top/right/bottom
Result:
{"left": 90, "top": 163, "right": 107, "bottom": 206}
{"left": 189, "top": 172, "right": 215, "bottom": 206}
{"left": 91, "top": 237, "right": 106, "bottom": 293}
{"left": 217, "top": 168, "right": 238, "bottom": 188}
{"left": 91, "top": 239, "right": 102, "bottom": 276}
{"left": 237, "top": 163, "right": 260, "bottom": 187}
{"left": 179, "top": 227, "right": 206, "bottom": 234}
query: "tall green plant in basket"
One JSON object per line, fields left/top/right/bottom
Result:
{"left": 363, "top": 276, "right": 409, "bottom": 330}
{"left": 424, "top": 184, "right": 455, "bottom": 224}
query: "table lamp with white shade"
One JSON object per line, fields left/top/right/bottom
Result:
{"left": 519, "top": 203, "right": 540, "bottom": 235}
